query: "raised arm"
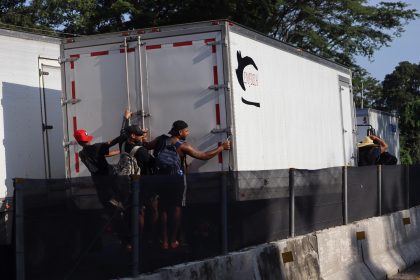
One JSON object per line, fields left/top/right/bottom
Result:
{"left": 180, "top": 140, "right": 230, "bottom": 160}
{"left": 370, "top": 135, "right": 388, "bottom": 153}
{"left": 142, "top": 136, "right": 160, "bottom": 150}
{"left": 120, "top": 110, "right": 132, "bottom": 136}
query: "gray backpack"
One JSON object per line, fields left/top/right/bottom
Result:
{"left": 114, "top": 142, "right": 141, "bottom": 175}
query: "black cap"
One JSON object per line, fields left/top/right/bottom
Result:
{"left": 128, "top": 125, "right": 144, "bottom": 136}
{"left": 168, "top": 120, "right": 188, "bottom": 135}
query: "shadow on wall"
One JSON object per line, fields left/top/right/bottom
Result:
{"left": 1, "top": 82, "right": 65, "bottom": 197}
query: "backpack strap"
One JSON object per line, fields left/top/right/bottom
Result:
{"left": 174, "top": 140, "right": 183, "bottom": 149}
{"left": 122, "top": 141, "right": 141, "bottom": 157}
{"left": 129, "top": 145, "right": 141, "bottom": 157}
{"left": 154, "top": 134, "right": 170, "bottom": 157}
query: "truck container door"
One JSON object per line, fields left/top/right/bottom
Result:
{"left": 38, "top": 58, "right": 66, "bottom": 179}
{"left": 339, "top": 78, "right": 355, "bottom": 166}
{"left": 62, "top": 43, "right": 139, "bottom": 177}
{"left": 142, "top": 32, "right": 227, "bottom": 173}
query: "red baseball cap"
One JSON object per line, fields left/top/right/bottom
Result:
{"left": 74, "top": 129, "right": 93, "bottom": 143}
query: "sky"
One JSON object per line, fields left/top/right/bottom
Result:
{"left": 356, "top": 0, "right": 420, "bottom": 81}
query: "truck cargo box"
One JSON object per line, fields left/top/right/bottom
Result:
{"left": 356, "top": 108, "right": 400, "bottom": 163}
{"left": 61, "top": 20, "right": 356, "bottom": 178}
{"left": 0, "top": 29, "right": 63, "bottom": 200}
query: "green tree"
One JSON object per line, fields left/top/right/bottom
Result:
{"left": 381, "top": 61, "right": 420, "bottom": 164}
{"left": 18, "top": 1, "right": 418, "bottom": 66}
{"left": 0, "top": 0, "right": 30, "bottom": 28}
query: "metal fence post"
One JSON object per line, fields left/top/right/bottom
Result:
{"left": 405, "top": 165, "right": 410, "bottom": 208}
{"left": 14, "top": 179, "right": 25, "bottom": 280}
{"left": 377, "top": 165, "right": 382, "bottom": 216}
{"left": 221, "top": 172, "right": 228, "bottom": 254}
{"left": 289, "top": 168, "right": 295, "bottom": 238}
{"left": 131, "top": 175, "right": 140, "bottom": 277}
{"left": 342, "top": 166, "right": 348, "bottom": 225}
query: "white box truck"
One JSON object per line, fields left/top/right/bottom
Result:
{"left": 356, "top": 108, "right": 400, "bottom": 163}
{"left": 61, "top": 20, "right": 356, "bottom": 179}
{"left": 0, "top": 28, "right": 64, "bottom": 245}
{"left": 0, "top": 29, "right": 64, "bottom": 199}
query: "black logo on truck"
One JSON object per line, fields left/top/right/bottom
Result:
{"left": 235, "top": 51, "right": 260, "bottom": 107}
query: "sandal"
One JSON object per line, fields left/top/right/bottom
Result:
{"left": 170, "top": 240, "right": 180, "bottom": 249}
{"left": 161, "top": 242, "right": 169, "bottom": 250}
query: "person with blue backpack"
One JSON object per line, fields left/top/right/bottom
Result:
{"left": 143, "top": 120, "right": 231, "bottom": 249}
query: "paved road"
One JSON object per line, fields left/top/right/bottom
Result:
{"left": 390, "top": 262, "right": 420, "bottom": 280}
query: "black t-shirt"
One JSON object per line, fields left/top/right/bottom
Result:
{"left": 79, "top": 143, "right": 111, "bottom": 176}
{"left": 358, "top": 146, "right": 381, "bottom": 166}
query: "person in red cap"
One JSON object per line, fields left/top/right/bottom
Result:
{"left": 74, "top": 129, "right": 122, "bottom": 207}
{"left": 74, "top": 126, "right": 136, "bottom": 250}
{"left": 142, "top": 120, "right": 231, "bottom": 249}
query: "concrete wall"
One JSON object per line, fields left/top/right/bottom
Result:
{"left": 133, "top": 206, "right": 420, "bottom": 280}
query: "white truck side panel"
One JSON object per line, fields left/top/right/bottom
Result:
{"left": 356, "top": 108, "right": 400, "bottom": 162}
{"left": 229, "top": 31, "right": 353, "bottom": 170}
{"left": 0, "top": 32, "right": 62, "bottom": 198}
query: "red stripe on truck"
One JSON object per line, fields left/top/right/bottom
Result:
{"left": 91, "top": 51, "right": 109, "bottom": 56}
{"left": 73, "top": 116, "right": 77, "bottom": 132}
{"left": 75, "top": 153, "right": 80, "bottom": 173}
{"left": 71, "top": 81, "right": 76, "bottom": 99}
{"left": 120, "top": 48, "right": 135, "bottom": 53}
{"left": 213, "top": 66, "right": 219, "bottom": 85}
{"left": 215, "top": 104, "right": 221, "bottom": 125}
{"left": 70, "top": 54, "right": 79, "bottom": 69}
{"left": 146, "top": 44, "right": 161, "bottom": 50}
{"left": 204, "top": 38, "right": 215, "bottom": 44}
{"left": 173, "top": 41, "right": 193, "bottom": 47}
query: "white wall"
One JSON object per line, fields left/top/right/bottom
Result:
{"left": 0, "top": 31, "right": 61, "bottom": 198}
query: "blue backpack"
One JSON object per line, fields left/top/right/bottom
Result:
{"left": 154, "top": 135, "right": 184, "bottom": 175}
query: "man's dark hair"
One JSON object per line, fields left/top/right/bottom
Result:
{"left": 168, "top": 120, "right": 188, "bottom": 136}
{"left": 128, "top": 125, "right": 144, "bottom": 136}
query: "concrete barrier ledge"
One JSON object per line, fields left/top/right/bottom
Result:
{"left": 133, "top": 206, "right": 420, "bottom": 280}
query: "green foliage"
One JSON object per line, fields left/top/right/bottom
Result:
{"left": 381, "top": 62, "right": 420, "bottom": 164}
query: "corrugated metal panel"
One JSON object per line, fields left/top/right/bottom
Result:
{"left": 229, "top": 31, "right": 353, "bottom": 171}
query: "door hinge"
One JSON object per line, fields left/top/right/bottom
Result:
{"left": 208, "top": 84, "right": 229, "bottom": 91}
{"left": 62, "top": 98, "right": 81, "bottom": 106}
{"left": 39, "top": 69, "right": 49, "bottom": 76}
{"left": 63, "top": 140, "right": 76, "bottom": 147}
{"left": 206, "top": 40, "right": 227, "bottom": 47}
{"left": 211, "top": 127, "right": 232, "bottom": 135}
{"left": 42, "top": 124, "right": 53, "bottom": 131}
{"left": 59, "top": 56, "right": 79, "bottom": 64}
{"left": 134, "top": 110, "right": 151, "bottom": 118}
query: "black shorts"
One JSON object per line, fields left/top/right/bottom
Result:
{"left": 156, "top": 176, "right": 185, "bottom": 210}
